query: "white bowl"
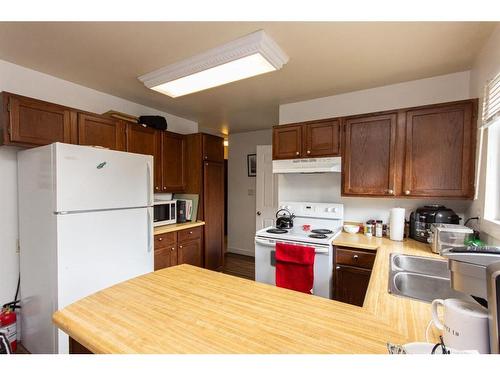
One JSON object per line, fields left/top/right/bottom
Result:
{"left": 343, "top": 225, "right": 360, "bottom": 234}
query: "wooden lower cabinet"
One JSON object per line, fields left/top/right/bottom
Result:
{"left": 154, "top": 246, "right": 178, "bottom": 271}
{"left": 333, "top": 247, "right": 375, "bottom": 307}
{"left": 154, "top": 227, "right": 203, "bottom": 270}
{"left": 177, "top": 240, "right": 203, "bottom": 267}
{"left": 69, "top": 337, "right": 93, "bottom": 354}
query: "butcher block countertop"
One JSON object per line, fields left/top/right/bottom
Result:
{"left": 153, "top": 221, "right": 205, "bottom": 235}
{"left": 52, "top": 234, "right": 441, "bottom": 354}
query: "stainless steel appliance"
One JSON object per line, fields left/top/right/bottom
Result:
{"left": 409, "top": 205, "right": 460, "bottom": 243}
{"left": 153, "top": 199, "right": 177, "bottom": 226}
{"left": 255, "top": 201, "right": 343, "bottom": 299}
{"left": 430, "top": 223, "right": 474, "bottom": 254}
{"left": 441, "top": 246, "right": 500, "bottom": 353}
{"left": 487, "top": 262, "right": 500, "bottom": 353}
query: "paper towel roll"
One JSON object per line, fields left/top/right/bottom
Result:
{"left": 390, "top": 208, "right": 405, "bottom": 241}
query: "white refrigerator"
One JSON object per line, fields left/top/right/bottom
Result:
{"left": 18, "top": 143, "right": 154, "bottom": 354}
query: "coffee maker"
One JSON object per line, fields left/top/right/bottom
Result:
{"left": 441, "top": 246, "right": 500, "bottom": 353}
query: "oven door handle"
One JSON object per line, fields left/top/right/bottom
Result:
{"left": 255, "top": 238, "right": 330, "bottom": 254}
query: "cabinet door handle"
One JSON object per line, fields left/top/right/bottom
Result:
{"left": 353, "top": 255, "right": 359, "bottom": 260}
{"left": 155, "top": 186, "right": 159, "bottom": 190}
{"left": 189, "top": 231, "right": 193, "bottom": 234}
{"left": 158, "top": 237, "right": 163, "bottom": 241}
{"left": 204, "top": 156, "right": 208, "bottom": 160}
{"left": 179, "top": 245, "right": 183, "bottom": 249}
{"left": 171, "top": 247, "right": 175, "bottom": 251}
{"left": 306, "top": 150, "right": 311, "bottom": 154}
{"left": 336, "top": 266, "right": 340, "bottom": 270}
{"left": 257, "top": 211, "right": 261, "bottom": 216}
{"left": 404, "top": 190, "right": 411, "bottom": 195}
{"left": 386, "top": 189, "right": 394, "bottom": 195}
{"left": 295, "top": 151, "right": 300, "bottom": 156}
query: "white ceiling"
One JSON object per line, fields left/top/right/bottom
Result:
{"left": 0, "top": 22, "right": 496, "bottom": 134}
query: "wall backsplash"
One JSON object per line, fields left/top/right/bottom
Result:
{"left": 278, "top": 173, "right": 473, "bottom": 224}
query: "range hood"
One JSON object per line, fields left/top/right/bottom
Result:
{"left": 272, "top": 157, "right": 341, "bottom": 174}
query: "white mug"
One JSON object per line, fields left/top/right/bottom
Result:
{"left": 431, "top": 298, "right": 490, "bottom": 354}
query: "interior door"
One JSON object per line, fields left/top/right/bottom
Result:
{"left": 55, "top": 143, "right": 153, "bottom": 212}
{"left": 256, "top": 145, "right": 278, "bottom": 231}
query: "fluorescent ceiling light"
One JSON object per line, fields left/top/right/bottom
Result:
{"left": 138, "top": 30, "right": 289, "bottom": 98}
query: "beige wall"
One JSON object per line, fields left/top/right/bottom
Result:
{"left": 227, "top": 129, "right": 272, "bottom": 256}
{"left": 468, "top": 25, "right": 500, "bottom": 245}
{"left": 279, "top": 71, "right": 471, "bottom": 124}
{"left": 278, "top": 71, "right": 474, "bottom": 224}
{"left": 0, "top": 59, "right": 198, "bottom": 304}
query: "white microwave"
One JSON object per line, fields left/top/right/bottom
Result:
{"left": 153, "top": 200, "right": 176, "bottom": 226}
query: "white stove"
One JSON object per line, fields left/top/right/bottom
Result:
{"left": 254, "top": 202, "right": 344, "bottom": 299}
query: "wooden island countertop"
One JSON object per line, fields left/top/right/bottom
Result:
{"left": 53, "top": 233, "right": 441, "bottom": 354}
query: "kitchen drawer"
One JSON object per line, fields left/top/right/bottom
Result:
{"left": 154, "top": 232, "right": 177, "bottom": 249}
{"left": 177, "top": 226, "right": 202, "bottom": 244}
{"left": 335, "top": 247, "right": 376, "bottom": 269}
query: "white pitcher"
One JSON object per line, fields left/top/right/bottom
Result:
{"left": 431, "top": 298, "right": 490, "bottom": 354}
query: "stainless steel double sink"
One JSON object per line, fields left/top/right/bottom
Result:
{"left": 388, "top": 253, "right": 468, "bottom": 303}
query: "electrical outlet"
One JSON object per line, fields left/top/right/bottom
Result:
{"left": 16, "top": 238, "right": 20, "bottom": 254}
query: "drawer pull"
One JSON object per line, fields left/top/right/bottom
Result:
{"left": 189, "top": 231, "right": 193, "bottom": 234}
{"left": 353, "top": 255, "right": 359, "bottom": 260}
{"left": 179, "top": 245, "right": 183, "bottom": 249}
{"left": 171, "top": 247, "right": 175, "bottom": 251}
{"left": 158, "top": 238, "right": 163, "bottom": 241}
{"left": 336, "top": 266, "right": 340, "bottom": 270}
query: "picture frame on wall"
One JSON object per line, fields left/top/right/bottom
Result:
{"left": 247, "top": 154, "right": 256, "bottom": 177}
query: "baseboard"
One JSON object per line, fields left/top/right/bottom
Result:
{"left": 226, "top": 247, "right": 255, "bottom": 257}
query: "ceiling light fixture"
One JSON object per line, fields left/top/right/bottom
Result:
{"left": 138, "top": 30, "right": 289, "bottom": 98}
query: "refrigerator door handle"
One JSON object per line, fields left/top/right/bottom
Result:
{"left": 147, "top": 207, "right": 153, "bottom": 253}
{"left": 146, "top": 161, "right": 153, "bottom": 206}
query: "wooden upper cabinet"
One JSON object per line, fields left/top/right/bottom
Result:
{"left": 125, "top": 123, "right": 162, "bottom": 192}
{"left": 3, "top": 94, "right": 72, "bottom": 146}
{"left": 273, "top": 124, "right": 302, "bottom": 159}
{"left": 77, "top": 113, "right": 125, "bottom": 151}
{"left": 403, "top": 101, "right": 476, "bottom": 198}
{"left": 162, "top": 131, "right": 185, "bottom": 192}
{"left": 202, "top": 134, "right": 224, "bottom": 162}
{"left": 303, "top": 120, "right": 341, "bottom": 157}
{"left": 342, "top": 113, "right": 398, "bottom": 196}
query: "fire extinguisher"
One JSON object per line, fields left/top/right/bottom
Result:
{"left": 0, "top": 307, "right": 17, "bottom": 353}
{"left": 1, "top": 277, "right": 21, "bottom": 354}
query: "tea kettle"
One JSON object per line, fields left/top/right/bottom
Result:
{"left": 276, "top": 209, "right": 294, "bottom": 229}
